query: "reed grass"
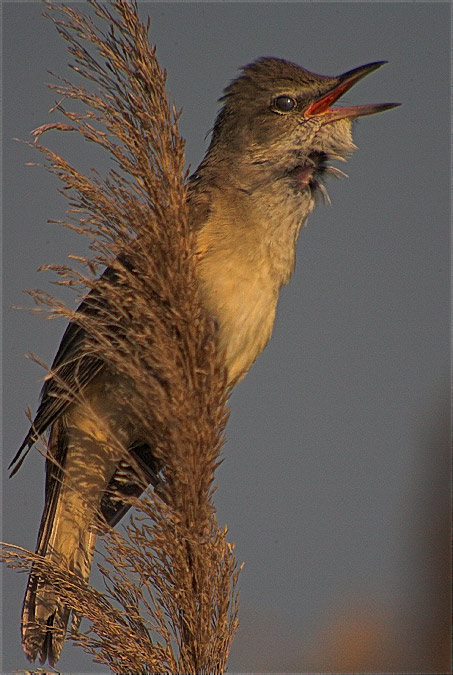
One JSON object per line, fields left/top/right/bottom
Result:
{"left": 2, "top": 2, "right": 240, "bottom": 672}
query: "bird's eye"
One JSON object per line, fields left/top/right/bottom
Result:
{"left": 272, "top": 95, "right": 297, "bottom": 113}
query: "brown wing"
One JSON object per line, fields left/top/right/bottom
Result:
{"left": 9, "top": 312, "right": 105, "bottom": 477}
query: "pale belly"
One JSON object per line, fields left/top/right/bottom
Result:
{"left": 193, "top": 189, "right": 302, "bottom": 387}
{"left": 196, "top": 250, "right": 278, "bottom": 386}
{"left": 222, "top": 292, "right": 277, "bottom": 385}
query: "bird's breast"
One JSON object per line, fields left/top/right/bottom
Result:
{"left": 191, "top": 176, "right": 308, "bottom": 385}
{"left": 196, "top": 221, "right": 279, "bottom": 386}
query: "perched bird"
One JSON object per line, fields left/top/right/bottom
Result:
{"left": 10, "top": 56, "right": 399, "bottom": 665}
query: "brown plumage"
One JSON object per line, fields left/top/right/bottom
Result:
{"left": 11, "top": 55, "right": 398, "bottom": 665}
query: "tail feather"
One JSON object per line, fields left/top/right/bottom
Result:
{"left": 21, "top": 419, "right": 101, "bottom": 665}
{"left": 22, "top": 571, "right": 71, "bottom": 666}
{"left": 20, "top": 386, "right": 158, "bottom": 665}
{"left": 22, "top": 502, "right": 98, "bottom": 665}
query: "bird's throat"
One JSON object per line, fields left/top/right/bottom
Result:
{"left": 286, "top": 150, "right": 330, "bottom": 196}
{"left": 289, "top": 164, "right": 315, "bottom": 188}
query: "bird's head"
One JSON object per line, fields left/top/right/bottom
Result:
{"left": 208, "top": 57, "right": 399, "bottom": 198}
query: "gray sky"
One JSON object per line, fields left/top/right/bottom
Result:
{"left": 3, "top": 2, "right": 450, "bottom": 673}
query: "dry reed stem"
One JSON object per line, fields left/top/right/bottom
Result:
{"left": 2, "top": 1, "right": 240, "bottom": 672}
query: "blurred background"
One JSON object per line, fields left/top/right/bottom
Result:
{"left": 3, "top": 2, "right": 450, "bottom": 673}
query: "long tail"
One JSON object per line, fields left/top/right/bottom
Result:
{"left": 20, "top": 386, "right": 159, "bottom": 665}
{"left": 21, "top": 417, "right": 107, "bottom": 666}
{"left": 22, "top": 527, "right": 97, "bottom": 666}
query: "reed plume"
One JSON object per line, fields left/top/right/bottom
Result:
{"left": 2, "top": 1, "right": 240, "bottom": 672}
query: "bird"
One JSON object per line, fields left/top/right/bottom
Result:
{"left": 10, "top": 56, "right": 399, "bottom": 665}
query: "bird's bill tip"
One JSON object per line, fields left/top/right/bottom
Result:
{"left": 340, "top": 60, "right": 388, "bottom": 79}
{"left": 323, "top": 101, "right": 401, "bottom": 123}
{"left": 305, "top": 60, "right": 398, "bottom": 120}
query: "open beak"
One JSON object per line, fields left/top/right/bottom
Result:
{"left": 305, "top": 61, "right": 400, "bottom": 123}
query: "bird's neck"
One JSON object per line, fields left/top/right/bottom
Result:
{"left": 190, "top": 153, "right": 315, "bottom": 288}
